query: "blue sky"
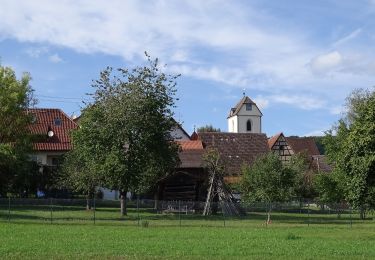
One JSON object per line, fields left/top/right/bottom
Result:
{"left": 1, "top": 0, "right": 375, "bottom": 137}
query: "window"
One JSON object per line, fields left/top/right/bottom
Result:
{"left": 246, "top": 120, "right": 252, "bottom": 132}
{"left": 51, "top": 157, "right": 60, "bottom": 166}
{"left": 54, "top": 118, "right": 62, "bottom": 126}
{"left": 246, "top": 103, "right": 252, "bottom": 111}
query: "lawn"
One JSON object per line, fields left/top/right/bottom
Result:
{"left": 1, "top": 200, "right": 375, "bottom": 259}
{"left": 1, "top": 221, "right": 375, "bottom": 259}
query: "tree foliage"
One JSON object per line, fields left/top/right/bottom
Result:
{"left": 241, "top": 152, "right": 299, "bottom": 223}
{"left": 0, "top": 64, "right": 38, "bottom": 197}
{"left": 324, "top": 88, "right": 375, "bottom": 216}
{"left": 314, "top": 172, "right": 344, "bottom": 205}
{"left": 197, "top": 124, "right": 221, "bottom": 133}
{"left": 61, "top": 54, "right": 180, "bottom": 214}
{"left": 60, "top": 106, "right": 105, "bottom": 207}
{"left": 241, "top": 153, "right": 297, "bottom": 203}
{"left": 289, "top": 152, "right": 316, "bottom": 200}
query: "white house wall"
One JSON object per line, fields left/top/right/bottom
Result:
{"left": 32, "top": 151, "right": 65, "bottom": 166}
{"left": 170, "top": 127, "right": 190, "bottom": 140}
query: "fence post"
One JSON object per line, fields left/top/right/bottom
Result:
{"left": 93, "top": 196, "right": 96, "bottom": 225}
{"left": 350, "top": 206, "right": 352, "bottom": 228}
{"left": 307, "top": 202, "right": 310, "bottom": 227}
{"left": 222, "top": 202, "right": 226, "bottom": 227}
{"left": 137, "top": 195, "right": 140, "bottom": 227}
{"left": 8, "top": 197, "right": 10, "bottom": 222}
{"left": 50, "top": 198, "right": 53, "bottom": 224}
{"left": 178, "top": 200, "right": 181, "bottom": 227}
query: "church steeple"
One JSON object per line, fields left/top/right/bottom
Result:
{"left": 227, "top": 95, "right": 262, "bottom": 133}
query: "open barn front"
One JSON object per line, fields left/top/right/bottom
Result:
{"left": 157, "top": 169, "right": 208, "bottom": 202}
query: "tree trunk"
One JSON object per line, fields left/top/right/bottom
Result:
{"left": 86, "top": 196, "right": 91, "bottom": 210}
{"left": 154, "top": 186, "right": 160, "bottom": 210}
{"left": 267, "top": 203, "right": 272, "bottom": 225}
{"left": 120, "top": 190, "right": 127, "bottom": 216}
{"left": 360, "top": 206, "right": 366, "bottom": 220}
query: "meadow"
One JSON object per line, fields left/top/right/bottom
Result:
{"left": 1, "top": 199, "right": 375, "bottom": 259}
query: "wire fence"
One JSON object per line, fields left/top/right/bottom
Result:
{"left": 0, "top": 198, "right": 373, "bottom": 227}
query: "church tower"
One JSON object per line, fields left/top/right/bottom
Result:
{"left": 227, "top": 95, "right": 262, "bottom": 133}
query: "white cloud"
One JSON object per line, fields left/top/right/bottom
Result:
{"left": 48, "top": 53, "right": 63, "bottom": 63}
{"left": 0, "top": 0, "right": 374, "bottom": 111}
{"left": 333, "top": 28, "right": 362, "bottom": 47}
{"left": 169, "top": 64, "right": 250, "bottom": 87}
{"left": 268, "top": 95, "right": 326, "bottom": 110}
{"left": 303, "top": 129, "right": 327, "bottom": 137}
{"left": 25, "top": 46, "right": 48, "bottom": 58}
{"left": 253, "top": 96, "right": 269, "bottom": 110}
{"left": 309, "top": 51, "right": 342, "bottom": 74}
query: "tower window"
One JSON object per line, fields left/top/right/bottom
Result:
{"left": 246, "top": 103, "right": 252, "bottom": 111}
{"left": 246, "top": 120, "right": 252, "bottom": 132}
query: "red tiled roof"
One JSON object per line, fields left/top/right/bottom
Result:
{"left": 198, "top": 132, "right": 269, "bottom": 175}
{"left": 176, "top": 140, "right": 204, "bottom": 150}
{"left": 285, "top": 137, "right": 320, "bottom": 156}
{"left": 27, "top": 108, "right": 78, "bottom": 151}
{"left": 268, "top": 132, "right": 283, "bottom": 149}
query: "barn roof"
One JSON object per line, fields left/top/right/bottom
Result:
{"left": 176, "top": 140, "right": 204, "bottom": 150}
{"left": 198, "top": 132, "right": 269, "bottom": 175}
{"left": 285, "top": 137, "right": 320, "bottom": 156}
{"left": 27, "top": 108, "right": 78, "bottom": 151}
{"left": 175, "top": 140, "right": 205, "bottom": 169}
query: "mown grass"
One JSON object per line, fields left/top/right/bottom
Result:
{"left": 1, "top": 221, "right": 375, "bottom": 259}
{"left": 1, "top": 202, "right": 374, "bottom": 259}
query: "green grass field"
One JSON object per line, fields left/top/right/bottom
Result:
{"left": 1, "top": 221, "right": 375, "bottom": 259}
{"left": 1, "top": 203, "right": 375, "bottom": 259}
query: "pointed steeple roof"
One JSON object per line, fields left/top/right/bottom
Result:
{"left": 227, "top": 96, "right": 262, "bottom": 118}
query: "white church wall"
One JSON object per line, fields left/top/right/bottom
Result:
{"left": 228, "top": 116, "right": 238, "bottom": 133}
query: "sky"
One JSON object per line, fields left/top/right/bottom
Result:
{"left": 1, "top": 0, "right": 375, "bottom": 137}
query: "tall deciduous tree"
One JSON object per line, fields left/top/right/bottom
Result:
{"left": 0, "top": 64, "right": 37, "bottom": 197}
{"left": 62, "top": 54, "right": 180, "bottom": 215}
{"left": 60, "top": 105, "right": 105, "bottom": 209}
{"left": 241, "top": 153, "right": 298, "bottom": 223}
{"left": 324, "top": 88, "right": 375, "bottom": 218}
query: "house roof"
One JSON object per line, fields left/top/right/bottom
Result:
{"left": 176, "top": 140, "right": 204, "bottom": 150}
{"left": 228, "top": 96, "right": 262, "bottom": 118}
{"left": 176, "top": 140, "right": 205, "bottom": 169}
{"left": 267, "top": 132, "right": 284, "bottom": 149}
{"left": 198, "top": 132, "right": 269, "bottom": 175}
{"left": 27, "top": 108, "right": 78, "bottom": 151}
{"left": 285, "top": 137, "right": 320, "bottom": 156}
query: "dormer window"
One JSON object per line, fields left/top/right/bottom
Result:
{"left": 246, "top": 103, "right": 252, "bottom": 111}
{"left": 246, "top": 120, "right": 252, "bottom": 132}
{"left": 54, "top": 118, "right": 62, "bottom": 126}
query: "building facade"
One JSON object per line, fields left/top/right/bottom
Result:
{"left": 227, "top": 96, "right": 262, "bottom": 133}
